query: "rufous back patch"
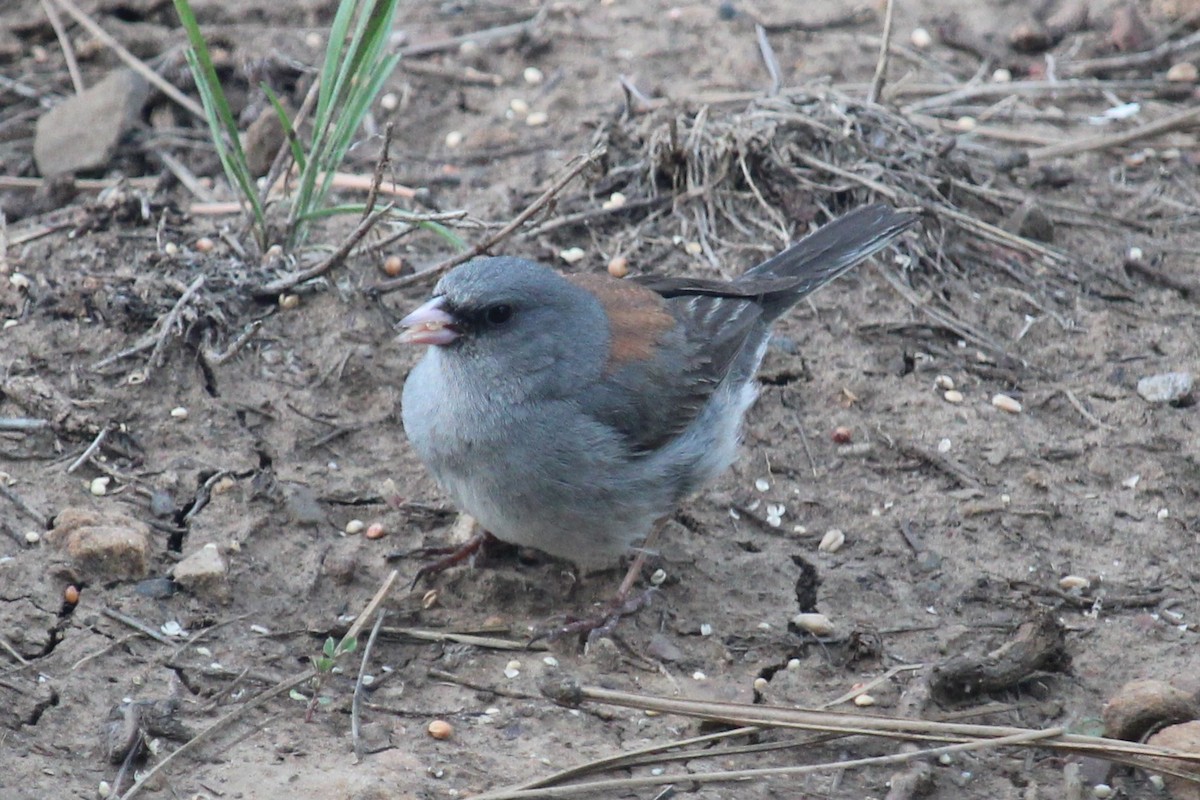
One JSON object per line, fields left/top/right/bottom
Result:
{"left": 568, "top": 273, "right": 675, "bottom": 370}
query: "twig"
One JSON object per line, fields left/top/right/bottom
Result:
{"left": 66, "top": 425, "right": 110, "bottom": 473}
{"left": 1060, "top": 27, "right": 1200, "bottom": 77}
{"left": 117, "top": 669, "right": 315, "bottom": 800}
{"left": 254, "top": 202, "right": 395, "bottom": 297}
{"left": 92, "top": 275, "right": 206, "bottom": 372}
{"left": 397, "top": 10, "right": 546, "bottom": 58}
{"left": 1058, "top": 388, "right": 1111, "bottom": 430}
{"left": 384, "top": 627, "right": 545, "bottom": 651}
{"left": 755, "top": 24, "right": 781, "bottom": 97}
{"left": 0, "top": 483, "right": 48, "bottom": 527}
{"left": 343, "top": 569, "right": 401, "bottom": 645}
{"left": 351, "top": 610, "right": 386, "bottom": 761}
{"left": 371, "top": 145, "right": 606, "bottom": 295}
{"left": 1027, "top": 103, "right": 1200, "bottom": 162}
{"left": 100, "top": 607, "right": 175, "bottom": 646}
{"left": 51, "top": 0, "right": 206, "bottom": 121}
{"left": 867, "top": 0, "right": 895, "bottom": 105}
{"left": 41, "top": 0, "right": 84, "bottom": 95}
{"left": 0, "top": 417, "right": 50, "bottom": 432}
{"left": 0, "top": 635, "right": 30, "bottom": 666}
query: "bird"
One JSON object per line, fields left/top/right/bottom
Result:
{"left": 398, "top": 203, "right": 918, "bottom": 576}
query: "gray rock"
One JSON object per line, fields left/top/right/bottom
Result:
{"left": 34, "top": 69, "right": 150, "bottom": 177}
{"left": 173, "top": 543, "right": 229, "bottom": 601}
{"left": 1136, "top": 372, "right": 1194, "bottom": 404}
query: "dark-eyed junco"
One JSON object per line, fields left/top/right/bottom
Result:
{"left": 399, "top": 203, "right": 918, "bottom": 569}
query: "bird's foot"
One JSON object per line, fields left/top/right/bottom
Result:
{"left": 408, "top": 529, "right": 498, "bottom": 587}
{"left": 531, "top": 586, "right": 657, "bottom": 647}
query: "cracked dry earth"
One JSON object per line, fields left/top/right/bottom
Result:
{"left": 2, "top": 1, "right": 1200, "bottom": 799}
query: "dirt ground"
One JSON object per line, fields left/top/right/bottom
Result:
{"left": 2, "top": 1, "right": 1199, "bottom": 798}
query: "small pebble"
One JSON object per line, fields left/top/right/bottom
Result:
{"left": 382, "top": 255, "right": 404, "bottom": 277}
{"left": 422, "top": 589, "right": 439, "bottom": 609}
{"left": 786, "top": 658, "right": 801, "bottom": 671}
{"left": 98, "top": 780, "right": 112, "bottom": 798}
{"left": 542, "top": 656, "right": 559, "bottom": 667}
{"left": 791, "top": 612, "right": 834, "bottom": 636}
{"left": 650, "top": 568, "right": 667, "bottom": 586}
{"left": 699, "top": 623, "right": 712, "bottom": 636}
{"left": 607, "top": 256, "right": 629, "bottom": 278}
{"left": 1059, "top": 575, "right": 1090, "bottom": 591}
{"left": 1157, "top": 508, "right": 1169, "bottom": 520}
{"left": 9, "top": 273, "right": 31, "bottom": 291}
{"left": 991, "top": 68, "right": 1012, "bottom": 83}
{"left": 559, "top": 246, "right": 585, "bottom": 264}
{"left": 278, "top": 293, "right": 300, "bottom": 310}
{"left": 345, "top": 519, "right": 365, "bottom": 535}
{"left": 509, "top": 97, "right": 529, "bottom": 116}
{"left": 937, "top": 438, "right": 952, "bottom": 453}
{"left": 1092, "top": 784, "right": 1113, "bottom": 799}
{"left": 89, "top": 476, "right": 110, "bottom": 496}
{"left": 1166, "top": 62, "right": 1198, "bottom": 82}
{"left": 25, "top": 531, "right": 40, "bottom": 544}
{"left": 934, "top": 375, "right": 955, "bottom": 391}
{"left": 523, "top": 66, "right": 544, "bottom": 85}
{"left": 991, "top": 394, "right": 1022, "bottom": 413}
{"left": 954, "top": 116, "right": 977, "bottom": 132}
{"left": 1128, "top": 246, "right": 1144, "bottom": 261}
{"left": 831, "top": 426, "right": 852, "bottom": 444}
{"left": 194, "top": 236, "right": 215, "bottom": 253}
{"left": 170, "top": 406, "right": 189, "bottom": 420}
{"left": 754, "top": 478, "right": 770, "bottom": 492}
{"left": 1122, "top": 474, "right": 1140, "bottom": 489}
{"left": 944, "top": 390, "right": 964, "bottom": 404}
{"left": 910, "top": 27, "right": 933, "bottom": 48}
{"left": 938, "top": 753, "right": 954, "bottom": 765}
{"left": 365, "top": 523, "right": 386, "bottom": 540}
{"left": 525, "top": 111, "right": 548, "bottom": 127}
{"left": 853, "top": 693, "right": 876, "bottom": 707}
{"left": 1148, "top": 774, "right": 1165, "bottom": 790}
{"left": 602, "top": 192, "right": 627, "bottom": 210}
{"left": 64, "top": 585, "right": 80, "bottom": 604}
{"left": 380, "top": 92, "right": 399, "bottom": 111}
{"left": 304, "top": 31, "right": 322, "bottom": 49}
{"left": 163, "top": 242, "right": 179, "bottom": 256}
{"left": 444, "top": 130, "right": 464, "bottom": 148}
{"left": 427, "top": 719, "right": 453, "bottom": 740}
{"left": 818, "top": 529, "right": 845, "bottom": 553}
{"left": 692, "top": 670, "right": 706, "bottom": 680}
{"left": 1136, "top": 372, "right": 1193, "bottom": 404}
{"left": 684, "top": 241, "right": 703, "bottom": 256}
{"left": 753, "top": 677, "right": 768, "bottom": 692}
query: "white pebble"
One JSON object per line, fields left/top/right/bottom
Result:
{"left": 444, "top": 130, "right": 464, "bottom": 148}
{"left": 1157, "top": 508, "right": 1169, "bottom": 520}
{"left": 523, "top": 66, "right": 544, "bottom": 85}
{"left": 1122, "top": 474, "right": 1140, "bottom": 489}
{"left": 699, "top": 623, "right": 712, "bottom": 636}
{"left": 692, "top": 670, "right": 707, "bottom": 680}
{"left": 509, "top": 97, "right": 529, "bottom": 115}
{"left": 89, "top": 476, "right": 110, "bottom": 496}
{"left": 525, "top": 111, "right": 548, "bottom": 127}
{"left": 937, "top": 438, "right": 952, "bottom": 453}
{"left": 934, "top": 375, "right": 955, "bottom": 391}
{"left": 991, "top": 394, "right": 1022, "bottom": 414}
{"left": 754, "top": 478, "right": 770, "bottom": 492}
{"left": 1148, "top": 774, "right": 1165, "bottom": 790}
{"left": 9, "top": 273, "right": 30, "bottom": 291}
{"left": 910, "top": 27, "right": 933, "bottom": 48}
{"left": 753, "top": 677, "right": 768, "bottom": 692}
{"left": 170, "top": 406, "right": 188, "bottom": 420}
{"left": 684, "top": 241, "right": 703, "bottom": 256}
{"left": 542, "top": 656, "right": 559, "bottom": 667}
{"left": 304, "top": 31, "right": 323, "bottom": 49}
{"left": 24, "top": 531, "right": 40, "bottom": 544}
{"left": 938, "top": 753, "right": 954, "bottom": 765}
{"left": 345, "top": 519, "right": 365, "bottom": 535}
{"left": 559, "top": 246, "right": 585, "bottom": 264}
{"left": 1059, "top": 575, "right": 1090, "bottom": 591}
{"left": 380, "top": 92, "right": 399, "bottom": 111}
{"left": 504, "top": 667, "right": 520, "bottom": 679}
{"left": 650, "top": 568, "right": 667, "bottom": 586}
{"left": 786, "top": 658, "right": 801, "bottom": 671}
{"left": 853, "top": 693, "right": 876, "bottom": 707}
{"left": 954, "top": 116, "right": 977, "bottom": 132}
{"left": 601, "top": 191, "right": 627, "bottom": 210}
{"left": 944, "top": 389, "right": 964, "bottom": 404}
{"left": 992, "top": 68, "right": 1012, "bottom": 83}
{"left": 1092, "top": 784, "right": 1113, "bottom": 799}
{"left": 98, "top": 780, "right": 112, "bottom": 798}
{"left": 791, "top": 612, "right": 834, "bottom": 636}
{"left": 818, "top": 529, "right": 845, "bottom": 553}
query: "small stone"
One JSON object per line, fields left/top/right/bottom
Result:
{"left": 1122, "top": 474, "right": 1140, "bottom": 489}
{"left": 422, "top": 589, "right": 438, "bottom": 609}
{"left": 379, "top": 91, "right": 399, "bottom": 111}
{"left": 1157, "top": 508, "right": 1169, "bottom": 520}
{"left": 753, "top": 677, "right": 768, "bottom": 692}
{"left": 699, "top": 623, "right": 712, "bottom": 636}
{"left": 34, "top": 69, "right": 150, "bottom": 177}
{"left": 991, "top": 394, "right": 1022, "bottom": 413}
{"left": 1092, "top": 784, "right": 1113, "bottom": 799}
{"left": 954, "top": 116, "right": 977, "bottom": 132}
{"left": 754, "top": 478, "right": 770, "bottom": 492}
{"left": 525, "top": 111, "right": 548, "bottom": 127}
{"left": 542, "top": 656, "right": 559, "bottom": 667}
{"left": 89, "top": 476, "right": 111, "bottom": 496}
{"left": 194, "top": 237, "right": 215, "bottom": 253}
{"left": 1059, "top": 575, "right": 1090, "bottom": 591}
{"left": 509, "top": 97, "right": 529, "bottom": 115}
{"left": 49, "top": 507, "right": 152, "bottom": 581}
{"left": 992, "top": 68, "right": 1012, "bottom": 83}
{"left": 910, "top": 27, "right": 933, "bottom": 48}
{"left": 944, "top": 390, "right": 964, "bottom": 404}
{"left": 607, "top": 256, "right": 629, "bottom": 278}
{"left": 444, "top": 130, "right": 464, "bottom": 148}
{"left": 25, "top": 531, "right": 40, "bottom": 544}
{"left": 791, "top": 612, "right": 834, "bottom": 636}
{"left": 382, "top": 255, "right": 404, "bottom": 277}
{"left": 692, "top": 670, "right": 706, "bottom": 680}
{"left": 559, "top": 247, "right": 585, "bottom": 264}
{"left": 786, "top": 658, "right": 801, "bottom": 671}
{"left": 1166, "top": 62, "right": 1199, "bottom": 82}
{"left": 305, "top": 31, "right": 322, "bottom": 49}
{"left": 934, "top": 375, "right": 955, "bottom": 391}
{"left": 523, "top": 66, "right": 544, "bottom": 85}
{"left": 818, "top": 529, "right": 845, "bottom": 553}
{"left": 64, "top": 585, "right": 80, "bottom": 604}
{"left": 98, "top": 780, "right": 112, "bottom": 798}
{"left": 365, "top": 523, "right": 386, "bottom": 540}
{"left": 831, "top": 426, "right": 852, "bottom": 444}
{"left": 602, "top": 192, "right": 627, "bottom": 210}
{"left": 9, "top": 273, "right": 31, "bottom": 291}
{"left": 345, "top": 519, "right": 365, "bottom": 535}
{"left": 853, "top": 693, "right": 876, "bottom": 707}
{"left": 650, "top": 568, "right": 667, "bottom": 586}
{"left": 278, "top": 294, "right": 300, "bottom": 310}
{"left": 173, "top": 543, "right": 228, "bottom": 600}
{"left": 684, "top": 241, "right": 703, "bottom": 256}
{"left": 169, "top": 406, "right": 188, "bottom": 420}
{"left": 427, "top": 719, "right": 453, "bottom": 740}
{"left": 1136, "top": 372, "right": 1193, "bottom": 404}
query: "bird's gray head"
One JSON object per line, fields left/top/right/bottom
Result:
{"left": 398, "top": 257, "right": 609, "bottom": 398}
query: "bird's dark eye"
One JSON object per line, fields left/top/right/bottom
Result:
{"left": 485, "top": 304, "right": 513, "bottom": 325}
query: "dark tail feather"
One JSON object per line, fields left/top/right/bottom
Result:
{"left": 741, "top": 203, "right": 919, "bottom": 319}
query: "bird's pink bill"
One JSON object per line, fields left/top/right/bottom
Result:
{"left": 398, "top": 296, "right": 460, "bottom": 346}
